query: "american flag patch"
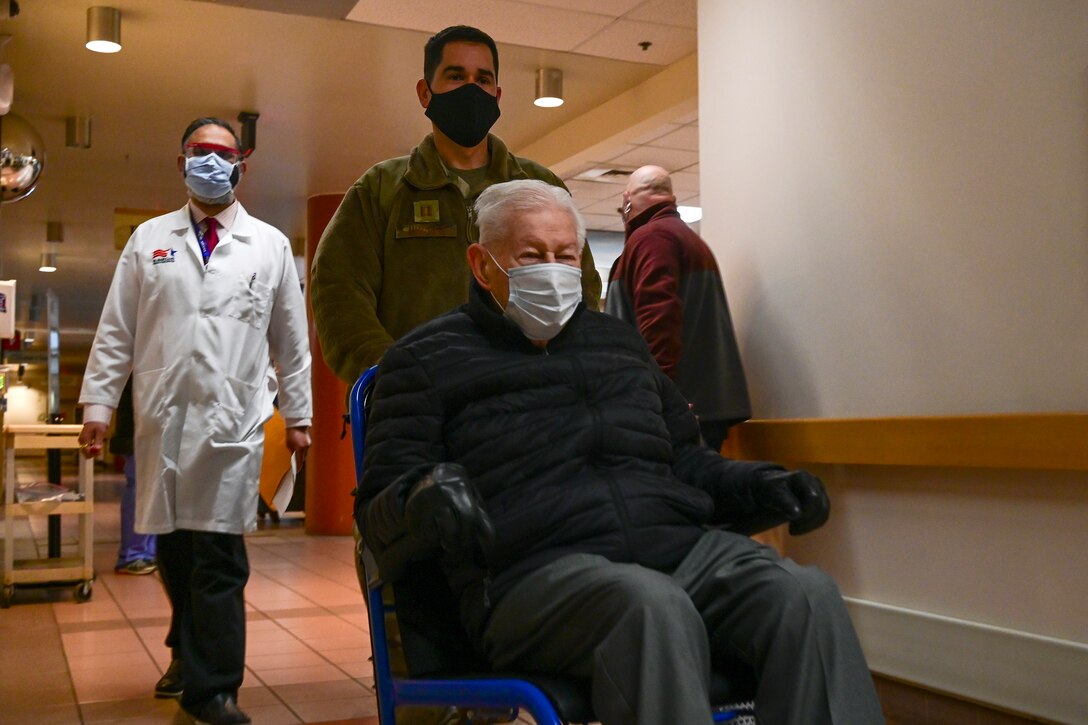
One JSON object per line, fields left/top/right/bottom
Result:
{"left": 152, "top": 247, "right": 176, "bottom": 265}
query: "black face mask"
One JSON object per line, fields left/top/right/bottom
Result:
{"left": 425, "top": 83, "right": 501, "bottom": 148}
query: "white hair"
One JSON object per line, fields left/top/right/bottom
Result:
{"left": 474, "top": 179, "right": 586, "bottom": 252}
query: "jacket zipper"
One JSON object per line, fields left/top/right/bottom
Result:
{"left": 606, "top": 472, "right": 636, "bottom": 560}
{"left": 569, "top": 356, "right": 633, "bottom": 558}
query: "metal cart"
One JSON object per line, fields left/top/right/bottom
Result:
{"left": 1, "top": 424, "right": 95, "bottom": 607}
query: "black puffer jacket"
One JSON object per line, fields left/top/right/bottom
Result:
{"left": 360, "top": 281, "right": 775, "bottom": 642}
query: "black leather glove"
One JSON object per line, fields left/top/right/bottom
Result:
{"left": 752, "top": 469, "right": 831, "bottom": 535}
{"left": 404, "top": 463, "right": 495, "bottom": 554}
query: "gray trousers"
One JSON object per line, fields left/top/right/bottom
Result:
{"left": 483, "top": 530, "right": 884, "bottom": 725}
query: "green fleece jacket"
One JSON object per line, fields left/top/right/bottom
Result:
{"left": 311, "top": 133, "right": 602, "bottom": 383}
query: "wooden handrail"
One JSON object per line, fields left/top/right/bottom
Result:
{"left": 720, "top": 413, "right": 1088, "bottom": 471}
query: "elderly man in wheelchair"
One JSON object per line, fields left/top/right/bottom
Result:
{"left": 356, "top": 179, "right": 885, "bottom": 725}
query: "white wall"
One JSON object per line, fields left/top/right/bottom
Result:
{"left": 700, "top": 0, "right": 1088, "bottom": 419}
{"left": 698, "top": 2, "right": 1088, "bottom": 720}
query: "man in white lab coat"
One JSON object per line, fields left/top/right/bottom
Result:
{"left": 79, "top": 117, "right": 312, "bottom": 725}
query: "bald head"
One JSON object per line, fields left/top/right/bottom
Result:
{"left": 623, "top": 165, "right": 676, "bottom": 221}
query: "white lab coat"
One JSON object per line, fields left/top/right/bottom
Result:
{"left": 80, "top": 204, "right": 312, "bottom": 534}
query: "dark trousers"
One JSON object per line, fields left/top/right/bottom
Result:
{"left": 484, "top": 530, "right": 884, "bottom": 725}
{"left": 158, "top": 529, "right": 250, "bottom": 709}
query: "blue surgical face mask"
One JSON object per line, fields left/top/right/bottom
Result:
{"left": 184, "top": 153, "right": 240, "bottom": 204}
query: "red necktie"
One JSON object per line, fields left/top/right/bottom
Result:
{"left": 203, "top": 218, "right": 219, "bottom": 259}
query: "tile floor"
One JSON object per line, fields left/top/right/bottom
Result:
{"left": 1, "top": 455, "right": 383, "bottom": 724}
{"left": 2, "top": 455, "right": 1043, "bottom": 725}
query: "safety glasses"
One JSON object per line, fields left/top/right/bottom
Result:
{"left": 184, "top": 142, "right": 246, "bottom": 164}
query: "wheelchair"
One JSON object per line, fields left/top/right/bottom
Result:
{"left": 349, "top": 366, "right": 762, "bottom": 724}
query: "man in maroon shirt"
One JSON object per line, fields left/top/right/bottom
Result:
{"left": 606, "top": 165, "right": 751, "bottom": 451}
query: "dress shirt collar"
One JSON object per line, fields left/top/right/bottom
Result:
{"left": 188, "top": 200, "right": 239, "bottom": 233}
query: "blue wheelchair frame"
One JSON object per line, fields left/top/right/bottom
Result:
{"left": 350, "top": 365, "right": 754, "bottom": 724}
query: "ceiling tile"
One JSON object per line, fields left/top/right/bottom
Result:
{"left": 626, "top": 0, "right": 697, "bottom": 29}
{"left": 516, "top": 0, "right": 644, "bottom": 16}
{"left": 201, "top": 0, "right": 358, "bottom": 18}
{"left": 648, "top": 124, "right": 699, "bottom": 151}
{"left": 592, "top": 144, "right": 639, "bottom": 164}
{"left": 673, "top": 109, "right": 699, "bottom": 125}
{"left": 566, "top": 178, "right": 629, "bottom": 202}
{"left": 574, "top": 149, "right": 636, "bottom": 170}
{"left": 670, "top": 170, "right": 700, "bottom": 193}
{"left": 628, "top": 123, "right": 680, "bottom": 145}
{"left": 609, "top": 145, "right": 699, "bottom": 171}
{"left": 573, "top": 18, "right": 697, "bottom": 65}
{"left": 570, "top": 164, "right": 636, "bottom": 183}
{"left": 347, "top": 0, "right": 614, "bottom": 53}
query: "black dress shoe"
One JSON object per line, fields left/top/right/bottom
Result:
{"left": 185, "top": 693, "right": 251, "bottom": 725}
{"left": 155, "top": 659, "right": 184, "bottom": 699}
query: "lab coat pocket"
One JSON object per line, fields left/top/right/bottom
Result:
{"left": 212, "top": 375, "right": 260, "bottom": 442}
{"left": 225, "top": 276, "right": 273, "bottom": 330}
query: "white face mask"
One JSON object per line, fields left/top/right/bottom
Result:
{"left": 486, "top": 249, "right": 583, "bottom": 341}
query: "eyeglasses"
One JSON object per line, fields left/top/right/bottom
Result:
{"left": 184, "top": 142, "right": 245, "bottom": 164}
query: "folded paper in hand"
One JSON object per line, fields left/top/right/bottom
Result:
{"left": 271, "top": 453, "right": 297, "bottom": 513}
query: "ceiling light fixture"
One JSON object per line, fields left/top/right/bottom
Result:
{"left": 39, "top": 250, "right": 57, "bottom": 273}
{"left": 534, "top": 68, "right": 563, "bottom": 108}
{"left": 86, "top": 6, "right": 121, "bottom": 54}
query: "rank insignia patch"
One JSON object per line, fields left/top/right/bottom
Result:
{"left": 413, "top": 200, "right": 440, "bottom": 223}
